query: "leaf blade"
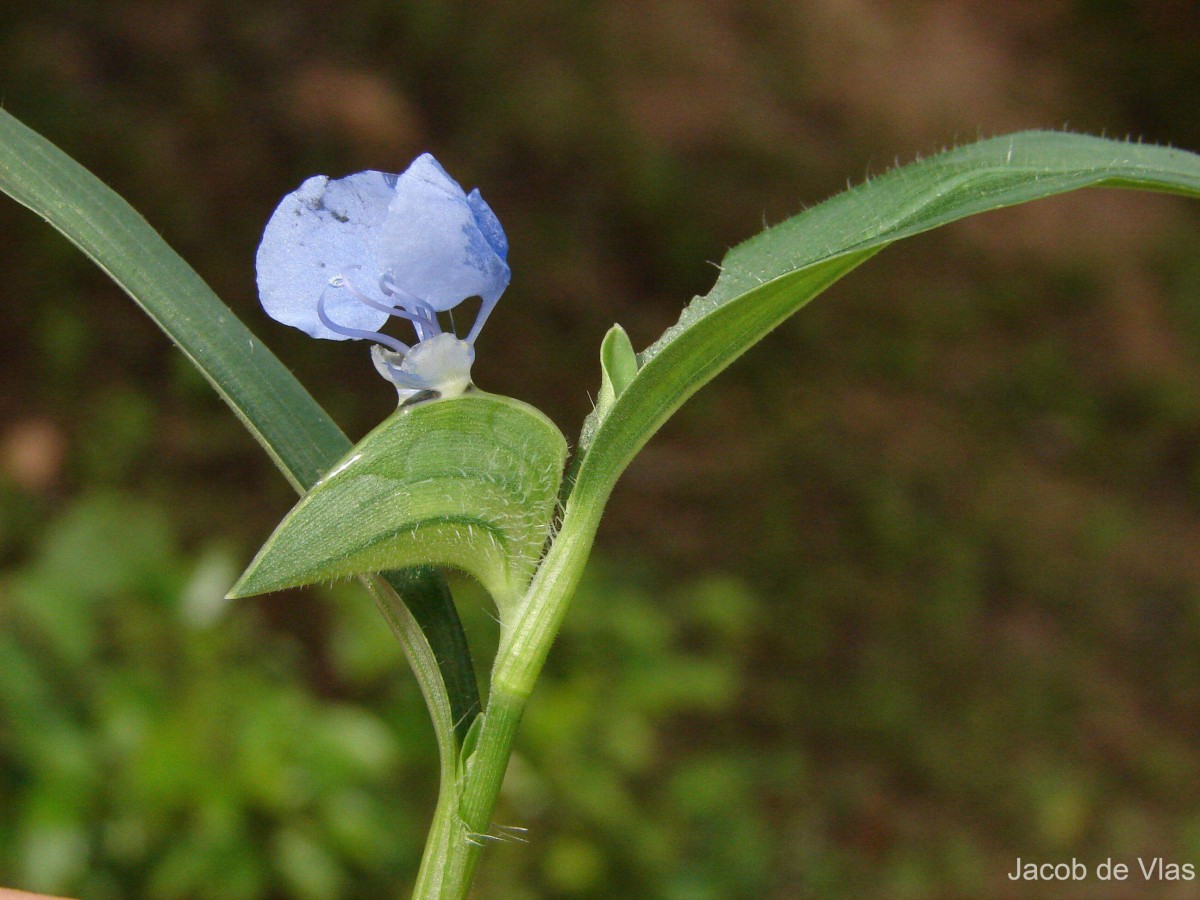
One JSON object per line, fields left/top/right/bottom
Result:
{"left": 574, "top": 131, "right": 1200, "bottom": 501}
{"left": 0, "top": 108, "right": 482, "bottom": 741}
{"left": 0, "top": 106, "right": 343, "bottom": 491}
{"left": 692, "top": 131, "right": 1200, "bottom": 322}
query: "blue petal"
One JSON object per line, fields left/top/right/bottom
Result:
{"left": 467, "top": 188, "right": 509, "bottom": 261}
{"left": 375, "top": 154, "right": 511, "bottom": 313}
{"left": 256, "top": 170, "right": 397, "bottom": 340}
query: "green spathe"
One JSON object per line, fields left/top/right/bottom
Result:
{"left": 229, "top": 392, "right": 567, "bottom": 617}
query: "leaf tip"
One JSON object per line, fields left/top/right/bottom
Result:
{"left": 599, "top": 323, "right": 638, "bottom": 403}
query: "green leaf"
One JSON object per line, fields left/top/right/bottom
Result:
{"left": 0, "top": 108, "right": 480, "bottom": 746}
{"left": 230, "top": 392, "right": 568, "bottom": 617}
{"left": 595, "top": 324, "right": 639, "bottom": 420}
{"left": 457, "top": 711, "right": 485, "bottom": 775}
{"left": 573, "top": 131, "right": 1200, "bottom": 503}
{"left": 0, "top": 107, "right": 345, "bottom": 494}
{"left": 377, "top": 567, "right": 482, "bottom": 735}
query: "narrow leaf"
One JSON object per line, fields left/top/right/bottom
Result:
{"left": 0, "top": 107, "right": 343, "bottom": 493}
{"left": 0, "top": 108, "right": 481, "bottom": 742}
{"left": 380, "top": 567, "right": 481, "bottom": 736}
{"left": 573, "top": 131, "right": 1200, "bottom": 502}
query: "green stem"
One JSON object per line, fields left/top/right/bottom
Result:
{"left": 411, "top": 769, "right": 461, "bottom": 897}
{"left": 441, "top": 686, "right": 527, "bottom": 893}
{"left": 362, "top": 573, "right": 460, "bottom": 899}
{"left": 433, "top": 474, "right": 612, "bottom": 897}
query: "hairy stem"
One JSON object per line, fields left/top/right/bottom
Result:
{"left": 431, "top": 472, "right": 611, "bottom": 897}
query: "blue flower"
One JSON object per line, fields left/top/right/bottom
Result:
{"left": 256, "top": 153, "right": 510, "bottom": 399}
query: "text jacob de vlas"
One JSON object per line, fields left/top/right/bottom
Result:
{"left": 1009, "top": 858, "right": 1195, "bottom": 882}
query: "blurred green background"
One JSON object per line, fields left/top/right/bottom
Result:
{"left": 2, "top": 2, "right": 1200, "bottom": 897}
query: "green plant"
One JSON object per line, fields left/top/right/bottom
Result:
{"left": 4, "top": 110, "right": 1200, "bottom": 896}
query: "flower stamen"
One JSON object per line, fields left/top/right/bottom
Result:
{"left": 256, "top": 155, "right": 509, "bottom": 402}
{"left": 316, "top": 289, "right": 410, "bottom": 353}
{"left": 464, "top": 295, "right": 499, "bottom": 345}
{"left": 333, "top": 273, "right": 450, "bottom": 344}
{"left": 379, "top": 275, "right": 443, "bottom": 342}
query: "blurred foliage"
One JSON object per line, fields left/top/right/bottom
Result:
{"left": 0, "top": 493, "right": 773, "bottom": 897}
{"left": 2, "top": 0, "right": 1200, "bottom": 897}
{"left": 0, "top": 493, "right": 432, "bottom": 898}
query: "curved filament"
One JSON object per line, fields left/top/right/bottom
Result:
{"left": 464, "top": 294, "right": 499, "bottom": 344}
{"left": 380, "top": 275, "right": 443, "bottom": 342}
{"left": 317, "top": 290, "right": 409, "bottom": 353}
